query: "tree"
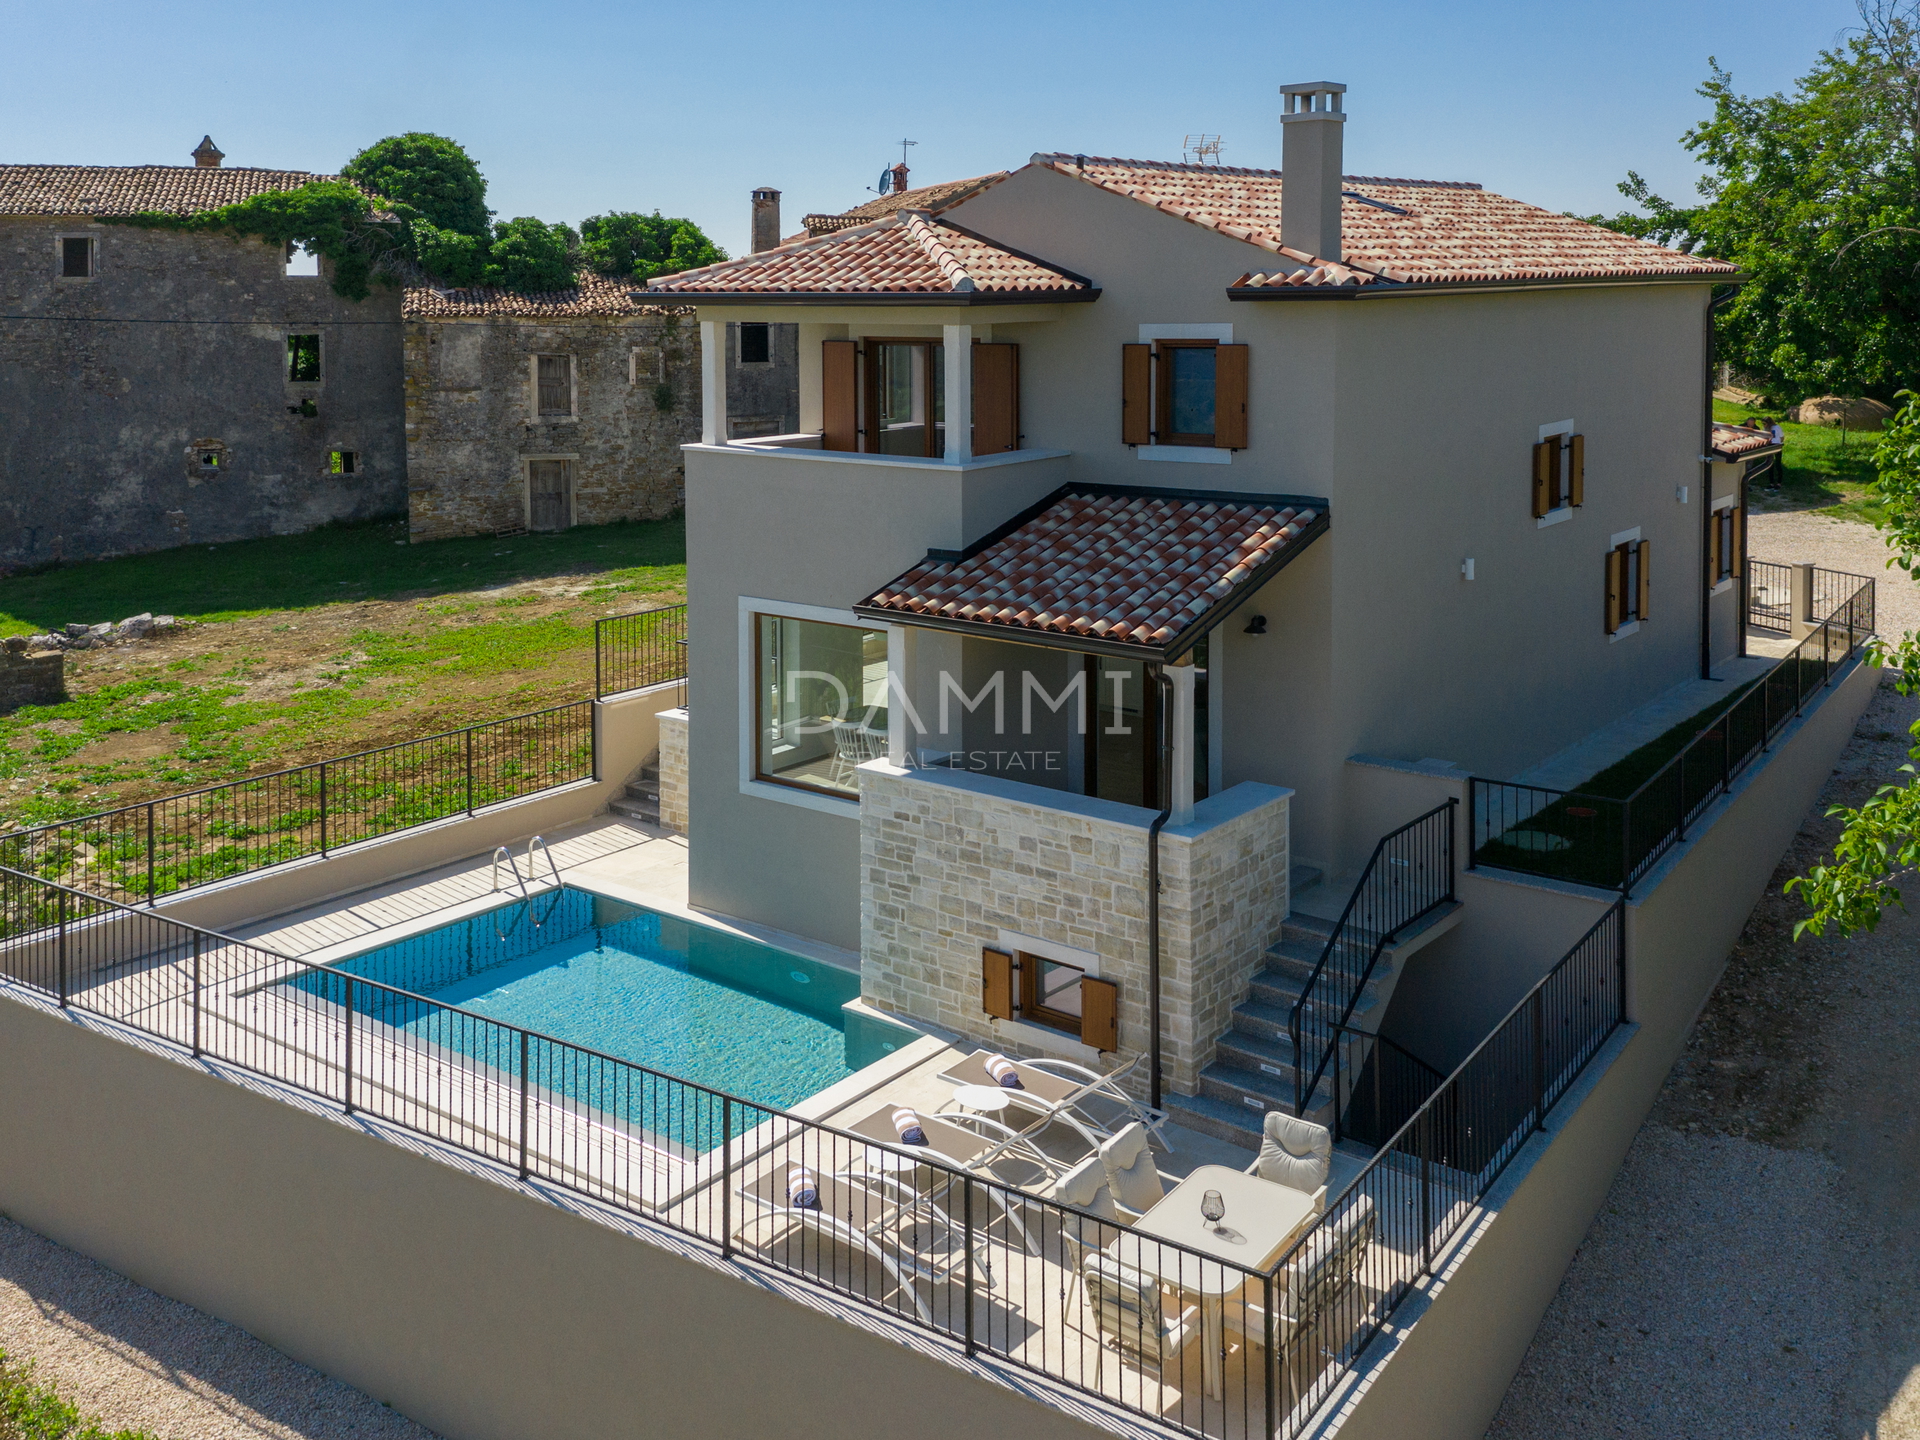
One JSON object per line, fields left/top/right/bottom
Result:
{"left": 483, "top": 216, "right": 578, "bottom": 293}
{"left": 341, "top": 133, "right": 490, "bottom": 237}
{"left": 1789, "top": 391, "right": 1920, "bottom": 935}
{"left": 1602, "top": 1, "right": 1920, "bottom": 403}
{"left": 579, "top": 211, "right": 727, "bottom": 282}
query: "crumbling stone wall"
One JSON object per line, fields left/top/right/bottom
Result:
{"left": 0, "top": 220, "right": 406, "bottom": 565}
{"left": 405, "top": 313, "right": 702, "bottom": 539}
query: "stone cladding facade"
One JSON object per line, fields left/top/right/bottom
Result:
{"left": 857, "top": 761, "right": 1289, "bottom": 1097}
{"left": 656, "top": 708, "right": 689, "bottom": 835}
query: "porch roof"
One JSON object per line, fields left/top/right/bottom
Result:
{"left": 852, "top": 483, "right": 1328, "bottom": 660}
{"left": 1710, "top": 421, "right": 1783, "bottom": 461}
{"left": 634, "top": 210, "right": 1096, "bottom": 305}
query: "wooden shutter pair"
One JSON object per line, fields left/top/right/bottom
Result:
{"left": 1729, "top": 503, "right": 1744, "bottom": 579}
{"left": 1604, "top": 541, "right": 1652, "bottom": 633}
{"left": 821, "top": 339, "right": 1021, "bottom": 454}
{"left": 1532, "top": 435, "right": 1586, "bottom": 518}
{"left": 1119, "top": 343, "right": 1249, "bottom": 449}
{"left": 980, "top": 947, "right": 1120, "bottom": 1052}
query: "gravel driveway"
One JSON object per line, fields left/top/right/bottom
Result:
{"left": 1491, "top": 514, "right": 1920, "bottom": 1439}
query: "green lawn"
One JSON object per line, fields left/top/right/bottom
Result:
{"left": 0, "top": 514, "right": 685, "bottom": 633}
{"left": 1715, "top": 398, "right": 1885, "bottom": 525}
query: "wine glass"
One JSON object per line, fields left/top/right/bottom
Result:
{"left": 1200, "top": 1189, "right": 1226, "bottom": 1234}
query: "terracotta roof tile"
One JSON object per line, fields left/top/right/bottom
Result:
{"left": 801, "top": 173, "right": 1008, "bottom": 235}
{"left": 403, "top": 270, "right": 692, "bottom": 319}
{"left": 638, "top": 211, "right": 1092, "bottom": 299}
{"left": 0, "top": 163, "right": 333, "bottom": 217}
{"left": 856, "top": 487, "right": 1327, "bottom": 656}
{"left": 1031, "top": 155, "right": 1738, "bottom": 288}
{"left": 1711, "top": 422, "right": 1781, "bottom": 459}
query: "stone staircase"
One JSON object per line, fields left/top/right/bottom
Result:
{"left": 608, "top": 759, "right": 662, "bottom": 826}
{"left": 1164, "top": 864, "right": 1461, "bottom": 1151}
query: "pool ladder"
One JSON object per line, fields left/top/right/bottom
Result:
{"left": 489, "top": 836, "right": 565, "bottom": 941}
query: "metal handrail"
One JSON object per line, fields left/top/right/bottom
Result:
{"left": 526, "top": 835, "right": 563, "bottom": 889}
{"left": 1289, "top": 799, "right": 1456, "bottom": 1117}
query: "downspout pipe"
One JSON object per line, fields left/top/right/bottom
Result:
{"left": 1701, "top": 285, "right": 1740, "bottom": 679}
{"left": 1147, "top": 665, "right": 1173, "bottom": 1110}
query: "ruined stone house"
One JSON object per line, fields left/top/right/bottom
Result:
{"left": 0, "top": 140, "right": 406, "bottom": 564}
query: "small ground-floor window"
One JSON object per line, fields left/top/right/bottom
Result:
{"left": 755, "top": 614, "right": 888, "bottom": 798}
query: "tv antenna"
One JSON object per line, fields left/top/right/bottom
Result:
{"left": 872, "top": 138, "right": 919, "bottom": 193}
{"left": 1182, "top": 134, "right": 1223, "bottom": 165}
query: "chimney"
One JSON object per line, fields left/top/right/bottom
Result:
{"left": 191, "top": 135, "right": 225, "bottom": 168}
{"left": 1278, "top": 82, "right": 1346, "bottom": 260}
{"left": 890, "top": 162, "right": 910, "bottom": 195}
{"left": 750, "top": 187, "right": 782, "bottom": 254}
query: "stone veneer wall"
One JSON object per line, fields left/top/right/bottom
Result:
{"left": 656, "top": 708, "right": 689, "bottom": 835}
{"left": 858, "top": 761, "right": 1289, "bottom": 1097}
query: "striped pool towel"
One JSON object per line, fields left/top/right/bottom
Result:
{"left": 787, "top": 1164, "right": 821, "bottom": 1210}
{"left": 985, "top": 1055, "right": 1026, "bottom": 1089}
{"left": 892, "top": 1106, "right": 930, "bottom": 1146}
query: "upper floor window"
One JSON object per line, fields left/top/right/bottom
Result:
{"left": 1120, "top": 340, "right": 1249, "bottom": 449}
{"left": 738, "top": 322, "right": 771, "bottom": 366}
{"left": 536, "top": 354, "right": 573, "bottom": 418}
{"left": 1532, "top": 430, "right": 1585, "bottom": 519}
{"left": 285, "top": 242, "right": 320, "bottom": 278}
{"left": 59, "top": 237, "right": 94, "bottom": 278}
{"left": 287, "top": 334, "right": 321, "bottom": 383}
{"left": 1709, "top": 496, "right": 1742, "bottom": 586}
{"left": 754, "top": 613, "right": 887, "bottom": 799}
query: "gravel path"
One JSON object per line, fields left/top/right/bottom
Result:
{"left": 0, "top": 1216, "right": 440, "bottom": 1440}
{"left": 1492, "top": 511, "right": 1920, "bottom": 1439}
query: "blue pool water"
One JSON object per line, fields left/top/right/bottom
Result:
{"left": 290, "top": 887, "right": 913, "bottom": 1132}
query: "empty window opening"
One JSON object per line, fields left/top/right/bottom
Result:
{"left": 738, "top": 322, "right": 771, "bottom": 365}
{"left": 187, "top": 441, "right": 230, "bottom": 478}
{"left": 287, "top": 334, "right": 321, "bottom": 383}
{"left": 329, "top": 450, "right": 357, "bottom": 475}
{"left": 285, "top": 242, "right": 320, "bottom": 278}
{"left": 536, "top": 355, "right": 572, "bottom": 417}
{"left": 60, "top": 237, "right": 94, "bottom": 278}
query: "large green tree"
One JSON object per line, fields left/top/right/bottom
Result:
{"left": 1789, "top": 393, "right": 1920, "bottom": 935}
{"left": 1600, "top": 1, "right": 1920, "bottom": 403}
{"left": 341, "top": 132, "right": 490, "bottom": 236}
{"left": 579, "top": 211, "right": 726, "bottom": 282}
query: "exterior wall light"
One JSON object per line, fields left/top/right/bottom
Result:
{"left": 1243, "top": 615, "right": 1267, "bottom": 634}
{"left": 1461, "top": 558, "right": 1476, "bottom": 581}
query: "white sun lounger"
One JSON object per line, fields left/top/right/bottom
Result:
{"left": 937, "top": 1051, "right": 1172, "bottom": 1152}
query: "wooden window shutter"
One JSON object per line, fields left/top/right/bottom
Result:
{"left": 1731, "top": 503, "right": 1745, "bottom": 578}
{"left": 981, "top": 947, "right": 1015, "bottom": 1021}
{"left": 1121, "top": 344, "right": 1152, "bottom": 446}
{"left": 1532, "top": 440, "right": 1556, "bottom": 519}
{"left": 1080, "top": 976, "right": 1119, "bottom": 1052}
{"left": 1567, "top": 434, "right": 1585, "bottom": 507}
{"left": 1213, "top": 344, "right": 1249, "bottom": 449}
{"left": 1707, "top": 508, "right": 1721, "bottom": 582}
{"left": 971, "top": 343, "right": 1020, "bottom": 453}
{"left": 822, "top": 340, "right": 858, "bottom": 452}
{"left": 1637, "top": 540, "right": 1652, "bottom": 621}
{"left": 1605, "top": 547, "right": 1624, "bottom": 633}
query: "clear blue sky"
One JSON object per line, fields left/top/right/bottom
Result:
{"left": 3, "top": 0, "right": 1864, "bottom": 259}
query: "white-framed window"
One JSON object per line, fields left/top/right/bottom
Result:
{"left": 533, "top": 353, "right": 575, "bottom": 419}
{"left": 56, "top": 234, "right": 95, "bottom": 279}
{"left": 1606, "top": 527, "right": 1649, "bottom": 638}
{"left": 738, "top": 596, "right": 891, "bottom": 814}
{"left": 1533, "top": 420, "right": 1584, "bottom": 526}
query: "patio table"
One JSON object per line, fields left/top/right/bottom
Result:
{"left": 1109, "top": 1164, "right": 1316, "bottom": 1400}
{"left": 950, "top": 1084, "right": 1016, "bottom": 1119}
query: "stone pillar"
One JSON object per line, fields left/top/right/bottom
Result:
{"left": 1792, "top": 561, "right": 1817, "bottom": 638}
{"left": 655, "top": 708, "right": 689, "bottom": 835}
{"left": 750, "top": 188, "right": 781, "bottom": 255}
{"left": 1168, "top": 660, "right": 1195, "bottom": 825}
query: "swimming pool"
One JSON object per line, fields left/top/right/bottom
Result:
{"left": 289, "top": 887, "right": 913, "bottom": 1123}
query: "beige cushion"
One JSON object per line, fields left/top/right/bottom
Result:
{"left": 1052, "top": 1152, "right": 1121, "bottom": 1222}
{"left": 1257, "top": 1111, "right": 1332, "bottom": 1194}
{"left": 1099, "top": 1121, "right": 1165, "bottom": 1215}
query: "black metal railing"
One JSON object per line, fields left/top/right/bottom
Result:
{"left": 0, "top": 703, "right": 594, "bottom": 906}
{"left": 1814, "top": 566, "right": 1875, "bottom": 634}
{"left": 1290, "top": 801, "right": 1456, "bottom": 1118}
{"left": 1268, "top": 900, "right": 1626, "bottom": 1435}
{"left": 1328, "top": 1025, "right": 1447, "bottom": 1150}
{"left": 1471, "top": 577, "right": 1875, "bottom": 893}
{"left": 595, "top": 604, "right": 687, "bottom": 699}
{"left": 1746, "top": 559, "right": 1792, "bottom": 632}
{"left": 0, "top": 865, "right": 1288, "bottom": 1440}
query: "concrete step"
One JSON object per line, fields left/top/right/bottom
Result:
{"left": 1166, "top": 1077, "right": 1335, "bottom": 1150}
{"left": 1228, "top": 998, "right": 1293, "bottom": 1045}
{"left": 609, "top": 794, "right": 660, "bottom": 822}
{"left": 1214, "top": 1028, "right": 1305, "bottom": 1085}
{"left": 1249, "top": 968, "right": 1384, "bottom": 1023}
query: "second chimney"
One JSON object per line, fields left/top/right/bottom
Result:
{"left": 192, "top": 135, "right": 225, "bottom": 168}
{"left": 1278, "top": 82, "right": 1345, "bottom": 261}
{"left": 750, "top": 188, "right": 782, "bottom": 254}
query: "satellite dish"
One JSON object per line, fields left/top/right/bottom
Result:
{"left": 878, "top": 167, "right": 893, "bottom": 194}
